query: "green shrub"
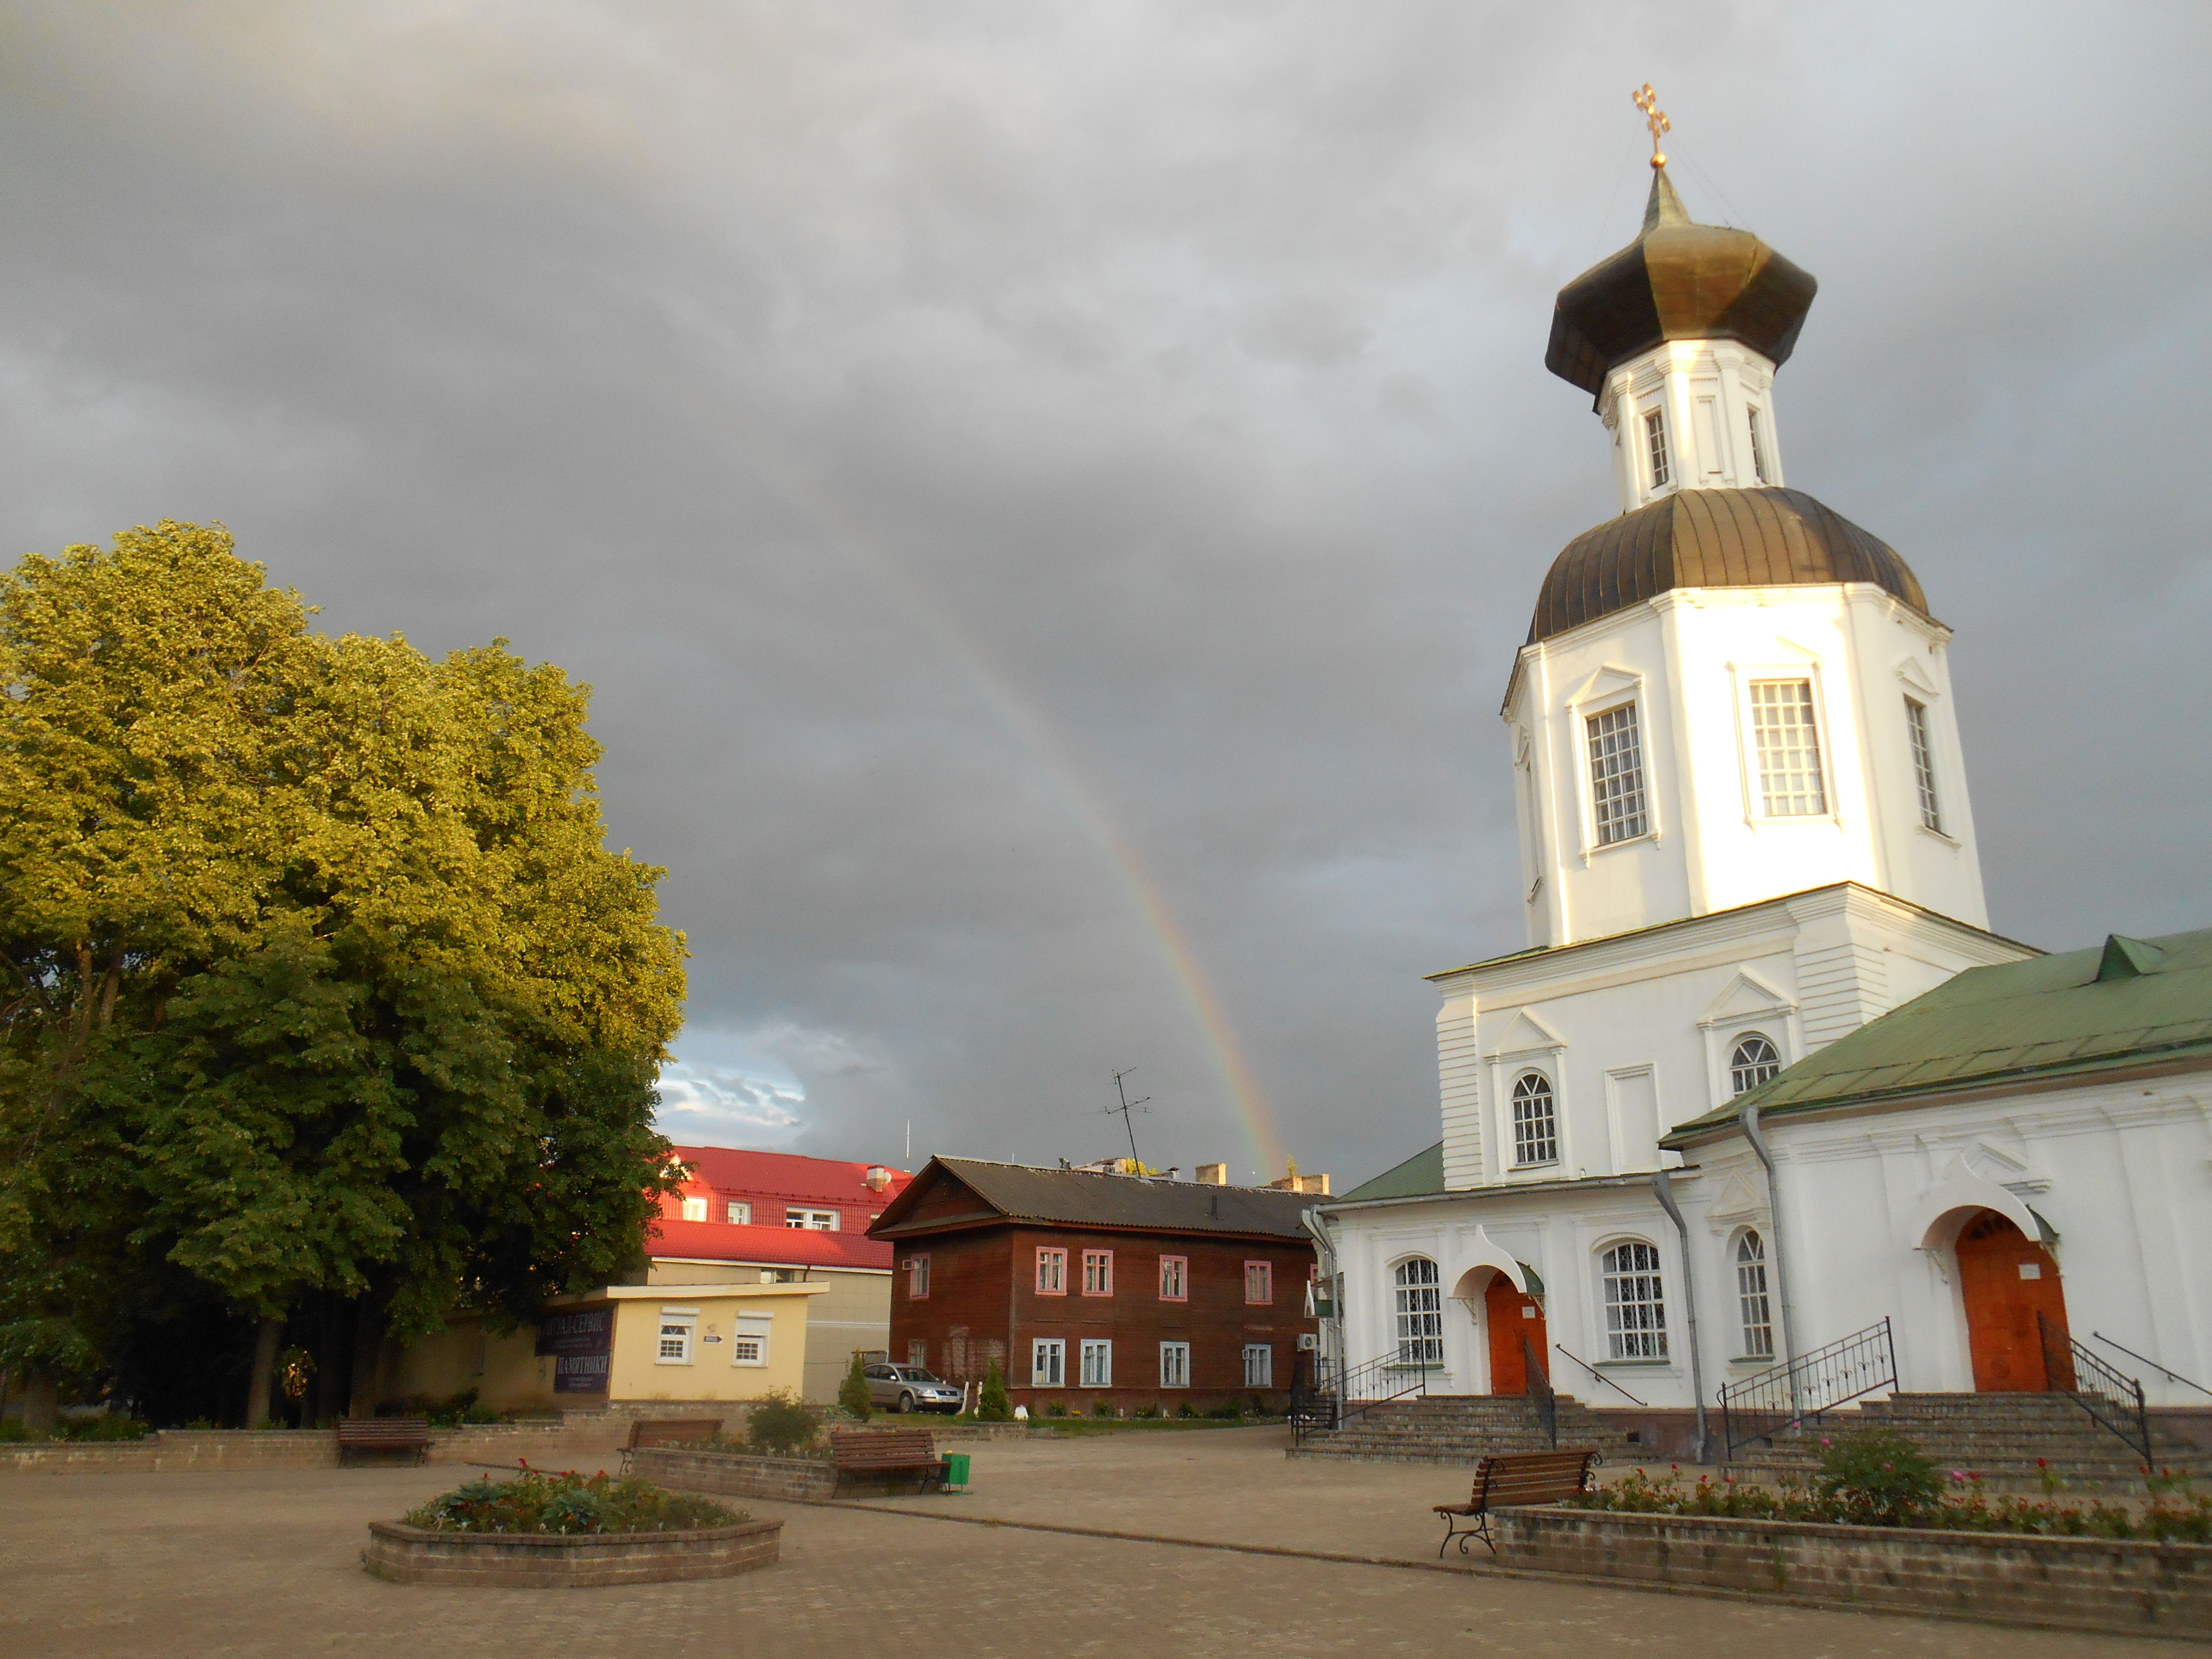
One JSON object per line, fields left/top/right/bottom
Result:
{"left": 746, "top": 1390, "right": 820, "bottom": 1455}
{"left": 0, "top": 1419, "right": 29, "bottom": 1441}
{"left": 1090, "top": 1398, "right": 1115, "bottom": 1419}
{"left": 838, "top": 1352, "right": 873, "bottom": 1420}
{"left": 976, "top": 1360, "right": 1011, "bottom": 1422}
{"left": 1133, "top": 1402, "right": 1160, "bottom": 1420}
{"left": 1816, "top": 1428, "right": 1941, "bottom": 1523}
{"left": 405, "top": 1468, "right": 743, "bottom": 1535}
{"left": 60, "top": 1414, "right": 151, "bottom": 1442}
{"left": 461, "top": 1402, "right": 501, "bottom": 1425}
{"left": 1565, "top": 1466, "right": 2212, "bottom": 1542}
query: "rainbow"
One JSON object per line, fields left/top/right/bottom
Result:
{"left": 727, "top": 448, "right": 1288, "bottom": 1179}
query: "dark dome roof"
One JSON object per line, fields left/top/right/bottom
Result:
{"left": 1528, "top": 487, "right": 1929, "bottom": 644}
{"left": 1546, "top": 168, "right": 1817, "bottom": 398}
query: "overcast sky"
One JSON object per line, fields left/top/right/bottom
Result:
{"left": 4, "top": 3, "right": 2206, "bottom": 1188}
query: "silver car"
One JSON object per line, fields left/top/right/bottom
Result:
{"left": 864, "top": 1363, "right": 963, "bottom": 1414}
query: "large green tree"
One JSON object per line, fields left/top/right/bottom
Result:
{"left": 0, "top": 522, "right": 686, "bottom": 1426}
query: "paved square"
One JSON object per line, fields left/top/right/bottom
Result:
{"left": 0, "top": 1427, "right": 2191, "bottom": 1656}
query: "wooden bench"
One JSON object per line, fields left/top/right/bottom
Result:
{"left": 1434, "top": 1448, "right": 1599, "bottom": 1556}
{"left": 829, "top": 1427, "right": 950, "bottom": 1495}
{"left": 338, "top": 1417, "right": 431, "bottom": 1466}
{"left": 618, "top": 1416, "right": 724, "bottom": 1475}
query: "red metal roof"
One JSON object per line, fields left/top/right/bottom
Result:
{"left": 651, "top": 1145, "right": 912, "bottom": 1271}
{"left": 646, "top": 1217, "right": 894, "bottom": 1272}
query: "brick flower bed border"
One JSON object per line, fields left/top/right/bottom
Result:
{"left": 1495, "top": 1505, "right": 2212, "bottom": 1640}
{"left": 630, "top": 1446, "right": 839, "bottom": 1502}
{"left": 363, "top": 1518, "right": 781, "bottom": 1587}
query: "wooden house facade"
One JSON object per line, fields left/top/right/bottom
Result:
{"left": 869, "top": 1158, "right": 1319, "bottom": 1413}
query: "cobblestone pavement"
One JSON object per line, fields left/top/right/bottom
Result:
{"left": 0, "top": 1431, "right": 2190, "bottom": 1657}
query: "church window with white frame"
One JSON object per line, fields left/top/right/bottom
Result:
{"left": 1510, "top": 1072, "right": 1559, "bottom": 1167}
{"left": 1729, "top": 1033, "right": 1782, "bottom": 1097}
{"left": 1601, "top": 1241, "right": 1668, "bottom": 1360}
{"left": 1735, "top": 1231, "right": 1774, "bottom": 1359}
{"left": 1747, "top": 405, "right": 1771, "bottom": 484}
{"left": 1586, "top": 704, "right": 1647, "bottom": 845}
{"left": 1392, "top": 1258, "right": 1443, "bottom": 1367}
{"left": 1643, "top": 406, "right": 1671, "bottom": 489}
{"left": 1905, "top": 696, "right": 1942, "bottom": 833}
{"left": 1749, "top": 680, "right": 1827, "bottom": 815}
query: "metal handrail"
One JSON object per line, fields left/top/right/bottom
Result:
{"left": 1290, "top": 1346, "right": 1432, "bottom": 1445}
{"left": 1554, "top": 1345, "right": 1647, "bottom": 1407}
{"left": 2043, "top": 1315, "right": 2152, "bottom": 1467}
{"left": 2090, "top": 1332, "right": 2212, "bottom": 1402}
{"left": 1525, "top": 1335, "right": 1558, "bottom": 1450}
{"left": 1717, "top": 1317, "right": 1896, "bottom": 1460}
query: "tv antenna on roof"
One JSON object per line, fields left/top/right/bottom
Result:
{"left": 1107, "top": 1069, "right": 1152, "bottom": 1167}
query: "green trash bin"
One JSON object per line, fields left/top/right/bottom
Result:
{"left": 943, "top": 1452, "right": 971, "bottom": 1492}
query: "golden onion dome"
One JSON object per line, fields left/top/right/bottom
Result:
{"left": 1545, "top": 167, "right": 1819, "bottom": 399}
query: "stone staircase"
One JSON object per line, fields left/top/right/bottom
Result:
{"left": 1727, "top": 1392, "right": 2212, "bottom": 1495}
{"left": 1288, "top": 1393, "right": 1633, "bottom": 1465}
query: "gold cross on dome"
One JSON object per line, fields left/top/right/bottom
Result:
{"left": 1632, "top": 83, "right": 1671, "bottom": 167}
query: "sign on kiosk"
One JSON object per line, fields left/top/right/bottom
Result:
{"left": 535, "top": 1306, "right": 614, "bottom": 1395}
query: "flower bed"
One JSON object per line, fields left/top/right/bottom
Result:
{"left": 366, "top": 1467, "right": 779, "bottom": 1587}
{"left": 1572, "top": 1465, "right": 2212, "bottom": 1542}
{"left": 1495, "top": 1505, "right": 2212, "bottom": 1638}
{"left": 402, "top": 1467, "right": 741, "bottom": 1534}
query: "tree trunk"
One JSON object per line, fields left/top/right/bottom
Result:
{"left": 21, "top": 1367, "right": 60, "bottom": 1437}
{"left": 316, "top": 1293, "right": 350, "bottom": 1426}
{"left": 244, "top": 1318, "right": 283, "bottom": 1429}
{"left": 348, "top": 1298, "right": 383, "bottom": 1419}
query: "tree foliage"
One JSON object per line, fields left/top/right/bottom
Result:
{"left": 0, "top": 522, "right": 687, "bottom": 1403}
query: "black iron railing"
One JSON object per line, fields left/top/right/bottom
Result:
{"left": 1288, "top": 1346, "right": 1433, "bottom": 1446}
{"left": 1524, "top": 1335, "right": 1557, "bottom": 1450}
{"left": 2042, "top": 1313, "right": 2152, "bottom": 1467}
{"left": 1718, "top": 1317, "right": 1896, "bottom": 1461}
{"left": 1554, "top": 1344, "right": 1648, "bottom": 1408}
{"left": 2090, "top": 1331, "right": 2212, "bottom": 1402}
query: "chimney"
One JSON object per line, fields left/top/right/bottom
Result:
{"left": 1194, "top": 1163, "right": 1228, "bottom": 1186}
{"left": 864, "top": 1167, "right": 893, "bottom": 1193}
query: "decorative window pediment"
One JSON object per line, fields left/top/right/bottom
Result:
{"left": 1486, "top": 1007, "right": 1567, "bottom": 1060}
{"left": 1894, "top": 654, "right": 1940, "bottom": 697}
{"left": 1696, "top": 967, "right": 1795, "bottom": 1031}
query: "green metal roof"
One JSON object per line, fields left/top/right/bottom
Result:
{"left": 1338, "top": 1141, "right": 1445, "bottom": 1203}
{"left": 1665, "top": 925, "right": 2212, "bottom": 1146}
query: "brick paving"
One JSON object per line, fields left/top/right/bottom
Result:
{"left": 0, "top": 1427, "right": 2192, "bottom": 1656}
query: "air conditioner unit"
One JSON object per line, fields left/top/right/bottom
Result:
{"left": 1296, "top": 1333, "right": 1318, "bottom": 1351}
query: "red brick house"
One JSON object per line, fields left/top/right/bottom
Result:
{"left": 868, "top": 1158, "right": 1319, "bottom": 1413}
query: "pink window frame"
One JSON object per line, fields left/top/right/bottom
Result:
{"left": 1244, "top": 1260, "right": 1273, "bottom": 1306}
{"left": 1081, "top": 1249, "right": 1114, "bottom": 1297}
{"left": 906, "top": 1253, "right": 930, "bottom": 1300}
{"left": 1035, "top": 1247, "right": 1067, "bottom": 1296}
{"left": 1158, "top": 1255, "right": 1188, "bottom": 1302}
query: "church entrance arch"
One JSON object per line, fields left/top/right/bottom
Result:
{"left": 1454, "top": 1270, "right": 1547, "bottom": 1397}
{"left": 1955, "top": 1210, "right": 2069, "bottom": 1391}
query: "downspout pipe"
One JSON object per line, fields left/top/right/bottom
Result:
{"left": 1301, "top": 1207, "right": 1344, "bottom": 1420}
{"left": 1740, "top": 1103, "right": 1797, "bottom": 1367}
{"left": 1650, "top": 1168, "right": 1709, "bottom": 1465}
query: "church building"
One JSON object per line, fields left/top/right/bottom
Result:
{"left": 1314, "top": 141, "right": 2212, "bottom": 1465}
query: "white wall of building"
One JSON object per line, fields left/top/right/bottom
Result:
{"left": 1507, "top": 583, "right": 1988, "bottom": 952}
{"left": 1329, "top": 1072, "right": 2212, "bottom": 1411}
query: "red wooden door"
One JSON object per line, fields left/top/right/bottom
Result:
{"left": 1484, "top": 1276, "right": 1548, "bottom": 1396}
{"left": 1955, "top": 1211, "right": 2069, "bottom": 1391}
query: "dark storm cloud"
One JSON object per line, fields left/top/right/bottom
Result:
{"left": 3, "top": 3, "right": 2206, "bottom": 1185}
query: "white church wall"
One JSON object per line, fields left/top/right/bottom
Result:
{"left": 1506, "top": 584, "right": 1987, "bottom": 950}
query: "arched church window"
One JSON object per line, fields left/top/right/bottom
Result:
{"left": 1734, "top": 1231, "right": 1774, "bottom": 1359}
{"left": 1510, "top": 1073, "right": 1558, "bottom": 1167}
{"left": 1392, "top": 1258, "right": 1443, "bottom": 1367}
{"left": 1601, "top": 1240, "right": 1668, "bottom": 1360}
{"left": 1729, "top": 1034, "right": 1781, "bottom": 1097}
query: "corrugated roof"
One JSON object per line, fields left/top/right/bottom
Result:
{"left": 869, "top": 1157, "right": 1316, "bottom": 1241}
{"left": 665, "top": 1145, "right": 911, "bottom": 1212}
{"left": 1665, "top": 925, "right": 2212, "bottom": 1145}
{"left": 1339, "top": 1142, "right": 1445, "bottom": 1203}
{"left": 646, "top": 1218, "right": 893, "bottom": 1271}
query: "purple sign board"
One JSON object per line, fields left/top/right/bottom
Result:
{"left": 535, "top": 1307, "right": 613, "bottom": 1393}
